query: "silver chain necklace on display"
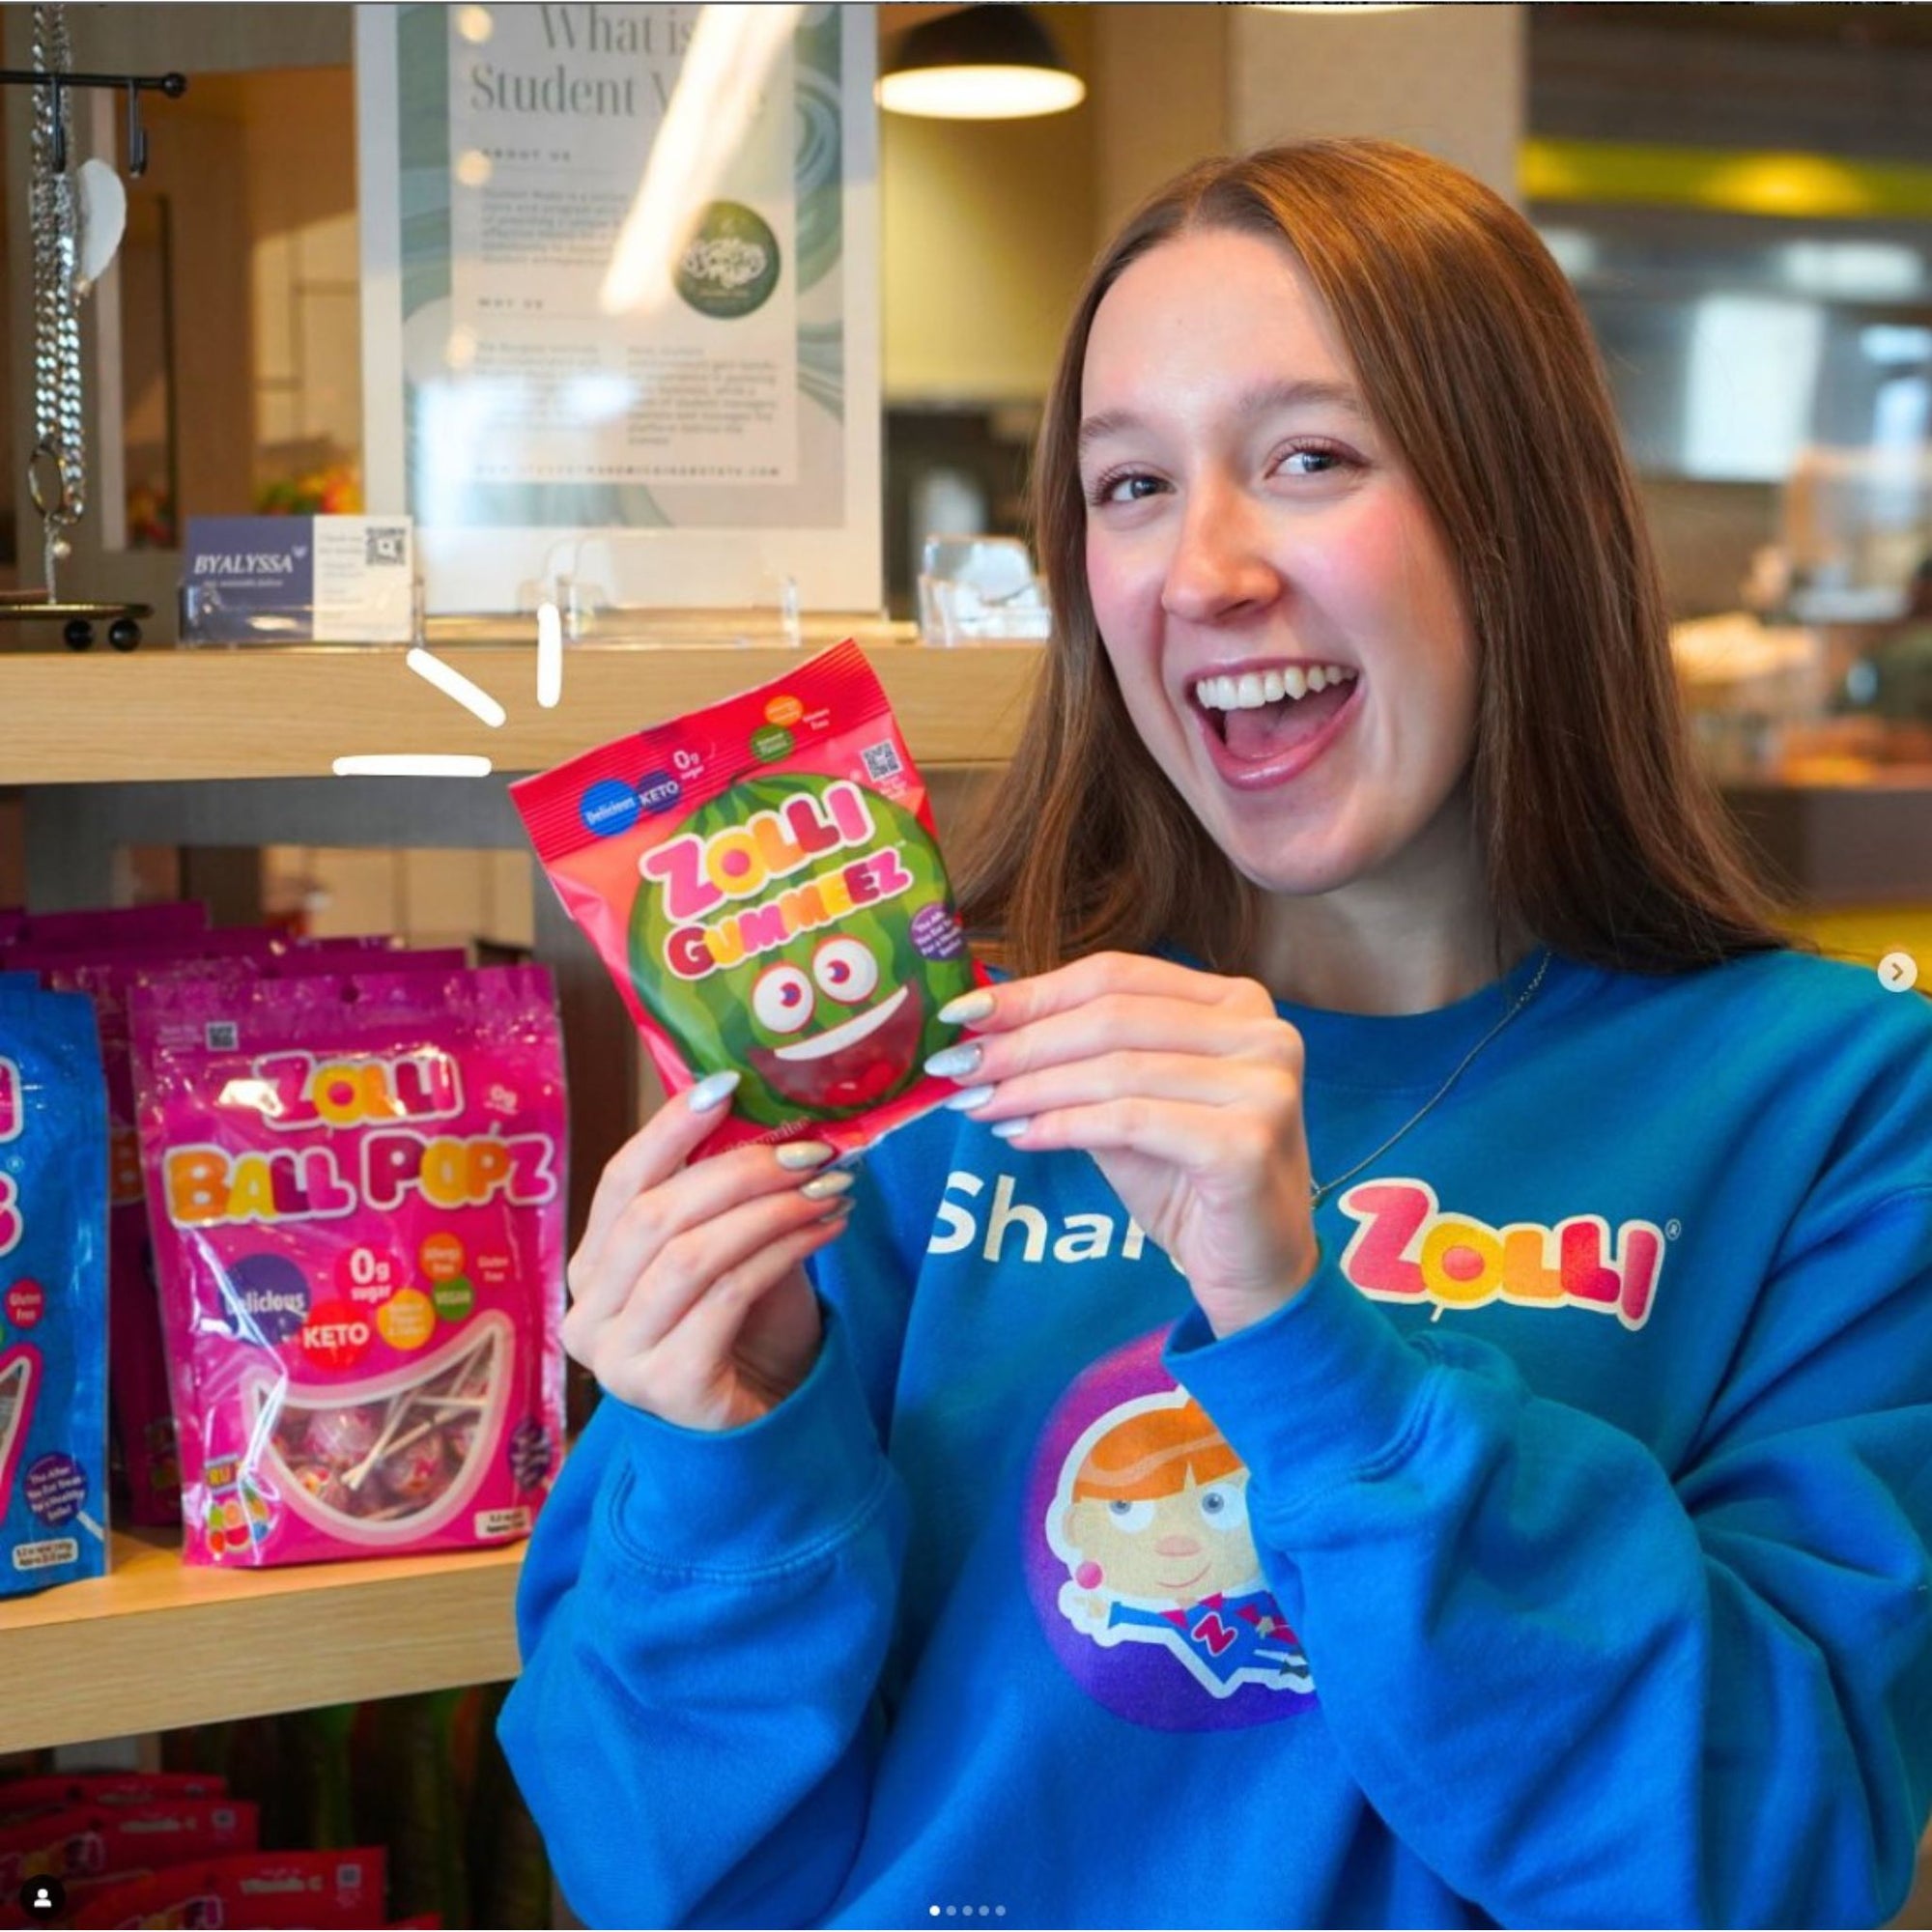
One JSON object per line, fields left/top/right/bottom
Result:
{"left": 28, "top": 3, "right": 83, "bottom": 601}
{"left": 1307, "top": 949, "right": 1553, "bottom": 1209}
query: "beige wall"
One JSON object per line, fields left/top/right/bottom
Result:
{"left": 881, "top": 5, "right": 1098, "bottom": 402}
{"left": 264, "top": 846, "right": 535, "bottom": 953}
{"left": 1092, "top": 5, "right": 1230, "bottom": 240}
{"left": 1229, "top": 4, "right": 1524, "bottom": 203}
{"left": 883, "top": 5, "right": 1526, "bottom": 405}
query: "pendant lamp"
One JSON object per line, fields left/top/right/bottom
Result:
{"left": 877, "top": 5, "right": 1087, "bottom": 121}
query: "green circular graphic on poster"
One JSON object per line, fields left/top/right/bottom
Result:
{"left": 675, "top": 203, "right": 782, "bottom": 319}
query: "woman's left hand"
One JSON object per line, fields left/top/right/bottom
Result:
{"left": 931, "top": 952, "right": 1321, "bottom": 1340}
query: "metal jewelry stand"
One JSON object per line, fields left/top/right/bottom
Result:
{"left": 0, "top": 5, "right": 185, "bottom": 650}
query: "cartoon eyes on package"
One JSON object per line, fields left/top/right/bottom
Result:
{"left": 0, "top": 989, "right": 109, "bottom": 1597}
{"left": 129, "top": 968, "right": 567, "bottom": 1567}
{"left": 513, "top": 640, "right": 989, "bottom": 1157}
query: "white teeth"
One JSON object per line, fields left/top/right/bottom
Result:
{"left": 1194, "top": 665, "right": 1355, "bottom": 710}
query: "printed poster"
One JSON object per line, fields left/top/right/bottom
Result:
{"left": 358, "top": 3, "right": 882, "bottom": 613}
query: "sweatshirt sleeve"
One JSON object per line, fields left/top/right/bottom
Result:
{"left": 498, "top": 1300, "right": 910, "bottom": 1929}
{"left": 1166, "top": 1184, "right": 1932, "bottom": 1929}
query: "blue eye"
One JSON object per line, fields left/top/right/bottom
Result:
{"left": 1197, "top": 1481, "right": 1248, "bottom": 1529}
{"left": 1089, "top": 469, "right": 1164, "bottom": 507}
{"left": 1106, "top": 1499, "right": 1155, "bottom": 1532}
{"left": 1278, "top": 445, "right": 1348, "bottom": 478}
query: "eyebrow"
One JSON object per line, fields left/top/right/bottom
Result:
{"left": 1076, "top": 378, "right": 1369, "bottom": 462}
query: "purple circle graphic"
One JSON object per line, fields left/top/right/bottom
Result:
{"left": 909, "top": 902, "right": 966, "bottom": 962}
{"left": 25, "top": 1451, "right": 86, "bottom": 1526}
{"left": 1020, "top": 1327, "right": 1315, "bottom": 1732}
{"left": 222, "top": 1252, "right": 311, "bottom": 1346}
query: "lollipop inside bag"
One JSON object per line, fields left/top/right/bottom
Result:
{"left": 513, "top": 640, "right": 989, "bottom": 1157}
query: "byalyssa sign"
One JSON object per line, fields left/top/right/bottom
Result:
{"left": 355, "top": 3, "right": 882, "bottom": 617}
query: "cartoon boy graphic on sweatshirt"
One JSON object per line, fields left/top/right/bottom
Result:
{"left": 1047, "top": 1387, "right": 1314, "bottom": 1699}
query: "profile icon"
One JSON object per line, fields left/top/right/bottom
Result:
{"left": 17, "top": 1875, "right": 67, "bottom": 1917}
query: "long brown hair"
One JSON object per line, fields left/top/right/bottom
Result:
{"left": 950, "top": 139, "right": 1809, "bottom": 980}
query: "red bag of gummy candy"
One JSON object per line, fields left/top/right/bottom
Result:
{"left": 129, "top": 967, "right": 567, "bottom": 1568}
{"left": 0, "top": 1799, "right": 257, "bottom": 1915}
{"left": 512, "top": 639, "right": 988, "bottom": 1159}
{"left": 0, "top": 1776, "right": 227, "bottom": 1828}
{"left": 71, "top": 1849, "right": 387, "bottom": 1929}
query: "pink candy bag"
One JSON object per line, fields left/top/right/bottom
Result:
{"left": 130, "top": 968, "right": 567, "bottom": 1567}
{"left": 9, "top": 941, "right": 468, "bottom": 1530}
{"left": 8, "top": 935, "right": 286, "bottom": 1526}
{"left": 4, "top": 902, "right": 208, "bottom": 952}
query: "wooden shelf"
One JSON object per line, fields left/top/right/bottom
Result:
{"left": 0, "top": 630, "right": 1045, "bottom": 785}
{"left": 0, "top": 1529, "right": 524, "bottom": 1752}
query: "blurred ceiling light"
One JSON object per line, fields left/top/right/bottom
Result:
{"left": 1684, "top": 296, "right": 1822, "bottom": 482}
{"left": 876, "top": 6, "right": 1085, "bottom": 121}
{"left": 600, "top": 3, "right": 803, "bottom": 316}
{"left": 1535, "top": 226, "right": 1599, "bottom": 281}
{"left": 1250, "top": 4, "right": 1426, "bottom": 12}
{"left": 1861, "top": 325, "right": 1932, "bottom": 365}
{"left": 456, "top": 6, "right": 494, "bottom": 44}
{"left": 1779, "top": 240, "right": 1922, "bottom": 300}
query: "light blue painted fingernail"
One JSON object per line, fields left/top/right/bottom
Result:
{"left": 989, "top": 1117, "right": 1032, "bottom": 1140}
{"left": 924, "top": 1043, "right": 983, "bottom": 1081}
{"left": 944, "top": 1083, "right": 997, "bottom": 1112}
{"left": 687, "top": 1069, "right": 742, "bottom": 1113}
{"left": 937, "top": 989, "right": 996, "bottom": 1026}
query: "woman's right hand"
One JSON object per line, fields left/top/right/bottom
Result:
{"left": 563, "top": 1073, "right": 854, "bottom": 1432}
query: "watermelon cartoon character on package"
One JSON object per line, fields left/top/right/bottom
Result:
{"left": 513, "top": 640, "right": 988, "bottom": 1157}
{"left": 129, "top": 967, "right": 567, "bottom": 1568}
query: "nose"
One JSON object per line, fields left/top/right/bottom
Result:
{"left": 1160, "top": 475, "right": 1281, "bottom": 625}
{"left": 1155, "top": 1535, "right": 1201, "bottom": 1558}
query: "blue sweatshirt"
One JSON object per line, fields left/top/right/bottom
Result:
{"left": 501, "top": 945, "right": 1932, "bottom": 1928}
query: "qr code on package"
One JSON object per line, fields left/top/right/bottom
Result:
{"left": 365, "top": 525, "right": 409, "bottom": 567}
{"left": 861, "top": 740, "right": 903, "bottom": 783}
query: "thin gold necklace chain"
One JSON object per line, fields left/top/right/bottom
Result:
{"left": 1307, "top": 949, "right": 1554, "bottom": 1209}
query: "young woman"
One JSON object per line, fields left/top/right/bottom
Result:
{"left": 501, "top": 141, "right": 1932, "bottom": 1929}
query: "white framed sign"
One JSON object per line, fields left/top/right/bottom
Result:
{"left": 356, "top": 3, "right": 882, "bottom": 615}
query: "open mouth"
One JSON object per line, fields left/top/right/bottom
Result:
{"left": 748, "top": 982, "right": 925, "bottom": 1113}
{"left": 1191, "top": 665, "right": 1359, "bottom": 763}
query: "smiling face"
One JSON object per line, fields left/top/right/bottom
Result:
{"left": 1065, "top": 1467, "right": 1262, "bottom": 1608}
{"left": 1078, "top": 227, "right": 1481, "bottom": 908}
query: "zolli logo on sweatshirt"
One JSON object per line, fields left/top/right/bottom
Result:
{"left": 930, "top": 1168, "right": 1668, "bottom": 1330}
{"left": 1334, "top": 1179, "right": 1665, "bottom": 1330}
